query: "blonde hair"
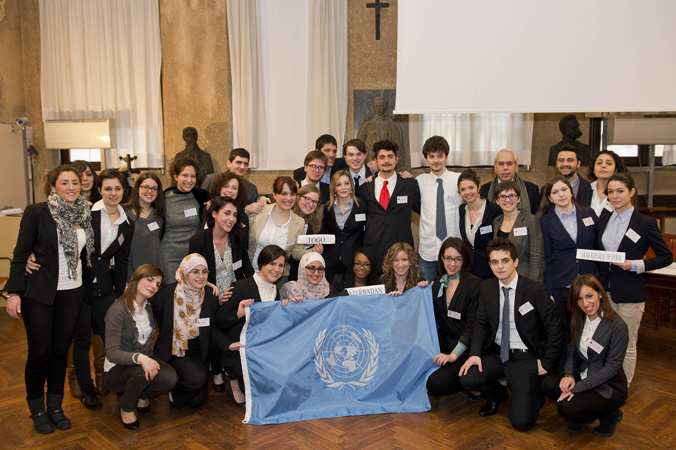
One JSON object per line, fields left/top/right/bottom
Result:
{"left": 293, "top": 184, "right": 324, "bottom": 234}
{"left": 381, "top": 243, "right": 420, "bottom": 292}
{"left": 328, "top": 170, "right": 359, "bottom": 209}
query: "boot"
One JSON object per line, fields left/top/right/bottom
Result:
{"left": 92, "top": 334, "right": 110, "bottom": 397}
{"left": 66, "top": 343, "right": 82, "bottom": 398}
{"left": 27, "top": 395, "right": 54, "bottom": 434}
{"left": 46, "top": 393, "right": 72, "bottom": 430}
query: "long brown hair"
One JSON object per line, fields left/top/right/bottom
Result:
{"left": 537, "top": 175, "right": 579, "bottom": 218}
{"left": 119, "top": 264, "right": 165, "bottom": 314}
{"left": 381, "top": 242, "right": 421, "bottom": 292}
{"left": 568, "top": 274, "right": 615, "bottom": 343}
{"left": 328, "top": 169, "right": 359, "bottom": 209}
{"left": 293, "top": 184, "right": 323, "bottom": 234}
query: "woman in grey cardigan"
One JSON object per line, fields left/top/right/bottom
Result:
{"left": 104, "top": 264, "right": 177, "bottom": 431}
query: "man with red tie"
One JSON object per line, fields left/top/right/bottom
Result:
{"left": 359, "top": 140, "right": 420, "bottom": 270}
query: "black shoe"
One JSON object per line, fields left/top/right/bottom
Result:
{"left": 47, "top": 408, "right": 72, "bottom": 430}
{"left": 223, "top": 381, "right": 246, "bottom": 408}
{"left": 213, "top": 380, "right": 225, "bottom": 392}
{"left": 136, "top": 405, "right": 151, "bottom": 415}
{"left": 478, "top": 400, "right": 500, "bottom": 417}
{"left": 80, "top": 393, "right": 103, "bottom": 410}
{"left": 123, "top": 419, "right": 140, "bottom": 430}
{"left": 27, "top": 396, "right": 55, "bottom": 434}
{"left": 566, "top": 421, "right": 589, "bottom": 434}
{"left": 593, "top": 410, "right": 623, "bottom": 437}
{"left": 467, "top": 392, "right": 482, "bottom": 402}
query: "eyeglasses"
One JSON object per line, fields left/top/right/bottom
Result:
{"left": 442, "top": 256, "right": 464, "bottom": 263}
{"left": 353, "top": 262, "right": 371, "bottom": 269}
{"left": 140, "top": 185, "right": 159, "bottom": 193}
{"left": 307, "top": 164, "right": 326, "bottom": 172}
{"left": 301, "top": 196, "right": 319, "bottom": 206}
{"left": 188, "top": 269, "right": 210, "bottom": 276}
{"left": 498, "top": 193, "right": 518, "bottom": 201}
{"left": 305, "top": 265, "right": 325, "bottom": 273}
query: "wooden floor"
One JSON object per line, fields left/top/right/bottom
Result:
{"left": 1, "top": 308, "right": 675, "bottom": 450}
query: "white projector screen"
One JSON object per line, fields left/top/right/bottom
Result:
{"left": 396, "top": 0, "right": 676, "bottom": 114}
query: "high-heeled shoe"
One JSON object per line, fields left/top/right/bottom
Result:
{"left": 223, "top": 381, "right": 246, "bottom": 408}
{"left": 121, "top": 410, "right": 140, "bottom": 431}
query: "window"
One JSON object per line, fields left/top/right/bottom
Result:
{"left": 60, "top": 149, "right": 102, "bottom": 170}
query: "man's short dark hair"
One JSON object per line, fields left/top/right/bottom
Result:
{"left": 556, "top": 146, "right": 579, "bottom": 161}
{"left": 487, "top": 238, "right": 518, "bottom": 261}
{"left": 315, "top": 134, "right": 337, "bottom": 150}
{"left": 229, "top": 148, "right": 250, "bottom": 162}
{"left": 494, "top": 180, "right": 521, "bottom": 198}
{"left": 343, "top": 138, "right": 366, "bottom": 155}
{"left": 373, "top": 140, "right": 398, "bottom": 157}
{"left": 422, "top": 135, "right": 450, "bottom": 158}
{"left": 304, "top": 150, "right": 328, "bottom": 167}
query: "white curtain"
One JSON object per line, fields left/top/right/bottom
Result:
{"left": 39, "top": 0, "right": 163, "bottom": 169}
{"left": 227, "top": 0, "right": 267, "bottom": 168}
{"left": 413, "top": 113, "right": 534, "bottom": 167}
{"left": 306, "top": 0, "right": 348, "bottom": 149}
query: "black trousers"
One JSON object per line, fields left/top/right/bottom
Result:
{"left": 21, "top": 287, "right": 84, "bottom": 400}
{"left": 460, "top": 349, "right": 542, "bottom": 431}
{"left": 542, "top": 374, "right": 624, "bottom": 423}
{"left": 553, "top": 287, "right": 571, "bottom": 372}
{"left": 104, "top": 358, "right": 178, "bottom": 412}
{"left": 168, "top": 338, "right": 209, "bottom": 409}
{"left": 73, "top": 291, "right": 115, "bottom": 396}
{"left": 426, "top": 354, "right": 467, "bottom": 396}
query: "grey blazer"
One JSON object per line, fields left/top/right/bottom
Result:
{"left": 493, "top": 210, "right": 545, "bottom": 282}
{"left": 566, "top": 315, "right": 629, "bottom": 402}
{"left": 104, "top": 299, "right": 156, "bottom": 365}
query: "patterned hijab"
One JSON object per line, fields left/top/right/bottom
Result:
{"left": 47, "top": 192, "right": 95, "bottom": 279}
{"left": 172, "top": 253, "right": 208, "bottom": 357}
{"left": 280, "top": 252, "right": 330, "bottom": 299}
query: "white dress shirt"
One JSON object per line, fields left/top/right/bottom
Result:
{"left": 494, "top": 274, "right": 528, "bottom": 350}
{"left": 374, "top": 173, "right": 397, "bottom": 203}
{"left": 253, "top": 273, "right": 277, "bottom": 302}
{"left": 416, "top": 169, "right": 461, "bottom": 261}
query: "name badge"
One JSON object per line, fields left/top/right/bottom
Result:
{"left": 446, "top": 194, "right": 458, "bottom": 204}
{"left": 397, "top": 196, "right": 408, "bottom": 204}
{"left": 447, "top": 310, "right": 461, "bottom": 320}
{"left": 355, "top": 213, "right": 366, "bottom": 222}
{"left": 518, "top": 301, "right": 534, "bottom": 316}
{"left": 197, "top": 318, "right": 210, "bottom": 327}
{"left": 232, "top": 260, "right": 242, "bottom": 270}
{"left": 588, "top": 339, "right": 604, "bottom": 354}
{"left": 117, "top": 234, "right": 124, "bottom": 246}
{"left": 147, "top": 221, "right": 160, "bottom": 231}
{"left": 297, "top": 234, "right": 336, "bottom": 245}
{"left": 582, "top": 217, "right": 594, "bottom": 227}
{"left": 184, "top": 207, "right": 198, "bottom": 217}
{"left": 479, "top": 225, "right": 493, "bottom": 235}
{"left": 513, "top": 227, "right": 528, "bottom": 237}
{"left": 286, "top": 239, "right": 296, "bottom": 247}
{"left": 346, "top": 284, "right": 386, "bottom": 296}
{"left": 625, "top": 228, "right": 641, "bottom": 243}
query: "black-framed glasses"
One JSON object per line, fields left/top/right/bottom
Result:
{"left": 305, "top": 265, "right": 325, "bottom": 273}
{"left": 301, "top": 195, "right": 319, "bottom": 206}
{"left": 353, "top": 262, "right": 371, "bottom": 269}
{"left": 442, "top": 256, "right": 464, "bottom": 263}
{"left": 188, "top": 269, "right": 210, "bottom": 276}
{"left": 140, "top": 185, "right": 159, "bottom": 193}
{"left": 307, "top": 164, "right": 326, "bottom": 172}
{"left": 497, "top": 193, "right": 518, "bottom": 201}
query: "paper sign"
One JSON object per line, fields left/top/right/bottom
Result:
{"left": 296, "top": 234, "right": 336, "bottom": 245}
{"left": 346, "top": 284, "right": 386, "bottom": 296}
{"left": 576, "top": 249, "right": 625, "bottom": 263}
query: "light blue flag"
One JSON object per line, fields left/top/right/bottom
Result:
{"left": 240, "top": 285, "right": 440, "bottom": 425}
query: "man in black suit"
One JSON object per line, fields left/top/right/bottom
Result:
{"left": 551, "top": 147, "right": 592, "bottom": 207}
{"left": 459, "top": 238, "right": 563, "bottom": 431}
{"left": 299, "top": 150, "right": 331, "bottom": 202}
{"left": 343, "top": 138, "right": 373, "bottom": 191}
{"left": 359, "top": 140, "right": 420, "bottom": 269}
{"left": 479, "top": 150, "right": 540, "bottom": 214}
{"left": 293, "top": 134, "right": 348, "bottom": 185}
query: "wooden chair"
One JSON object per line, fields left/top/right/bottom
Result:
{"left": 645, "top": 234, "right": 676, "bottom": 329}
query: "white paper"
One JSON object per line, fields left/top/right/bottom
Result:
{"left": 625, "top": 228, "right": 641, "bottom": 243}
{"left": 197, "top": 317, "right": 210, "bottom": 327}
{"left": 184, "top": 207, "right": 198, "bottom": 217}
{"left": 582, "top": 217, "right": 594, "bottom": 227}
{"left": 117, "top": 234, "right": 124, "bottom": 246}
{"left": 518, "top": 301, "right": 534, "bottom": 315}
{"left": 447, "top": 310, "right": 461, "bottom": 320}
{"left": 513, "top": 227, "right": 528, "bottom": 237}
{"left": 147, "top": 221, "right": 160, "bottom": 231}
{"left": 479, "top": 225, "right": 493, "bottom": 235}
{"left": 576, "top": 249, "right": 626, "bottom": 263}
{"left": 588, "top": 339, "right": 604, "bottom": 354}
{"left": 233, "top": 260, "right": 242, "bottom": 270}
{"left": 397, "top": 196, "right": 408, "bottom": 204}
{"left": 355, "top": 213, "right": 366, "bottom": 222}
{"left": 345, "top": 284, "right": 386, "bottom": 296}
{"left": 296, "top": 234, "right": 336, "bottom": 245}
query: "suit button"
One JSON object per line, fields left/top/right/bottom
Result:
{"left": 98, "top": 257, "right": 101, "bottom": 260}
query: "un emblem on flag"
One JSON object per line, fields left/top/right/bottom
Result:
{"left": 314, "top": 325, "right": 379, "bottom": 390}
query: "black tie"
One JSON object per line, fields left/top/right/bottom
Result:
{"left": 354, "top": 175, "right": 360, "bottom": 187}
{"left": 500, "top": 286, "right": 511, "bottom": 363}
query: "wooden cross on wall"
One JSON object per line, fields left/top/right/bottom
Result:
{"left": 366, "top": 0, "right": 389, "bottom": 40}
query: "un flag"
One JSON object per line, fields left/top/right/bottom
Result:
{"left": 241, "top": 285, "right": 440, "bottom": 424}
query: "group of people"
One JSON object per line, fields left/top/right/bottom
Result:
{"left": 5, "top": 133, "right": 672, "bottom": 438}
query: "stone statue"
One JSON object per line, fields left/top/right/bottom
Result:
{"left": 357, "top": 97, "right": 404, "bottom": 169}
{"left": 548, "top": 115, "right": 592, "bottom": 167}
{"left": 174, "top": 126, "right": 214, "bottom": 184}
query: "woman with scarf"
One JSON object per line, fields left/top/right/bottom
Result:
{"left": 153, "top": 254, "right": 229, "bottom": 409}
{"left": 6, "top": 164, "right": 95, "bottom": 434}
{"left": 280, "top": 252, "right": 335, "bottom": 300}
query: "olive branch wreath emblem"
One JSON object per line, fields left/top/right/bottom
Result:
{"left": 314, "top": 327, "right": 379, "bottom": 390}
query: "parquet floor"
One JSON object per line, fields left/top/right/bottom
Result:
{"left": 0, "top": 307, "right": 675, "bottom": 450}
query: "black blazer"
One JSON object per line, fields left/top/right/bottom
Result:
{"left": 540, "top": 206, "right": 599, "bottom": 295}
{"left": 359, "top": 174, "right": 421, "bottom": 267}
{"left": 565, "top": 316, "right": 628, "bottom": 402}
{"left": 322, "top": 200, "right": 367, "bottom": 269}
{"left": 89, "top": 209, "right": 134, "bottom": 297}
{"left": 431, "top": 274, "right": 481, "bottom": 354}
{"left": 470, "top": 276, "right": 564, "bottom": 373}
{"left": 596, "top": 209, "right": 672, "bottom": 303}
{"left": 6, "top": 203, "right": 88, "bottom": 304}
{"left": 480, "top": 179, "right": 541, "bottom": 215}
{"left": 153, "top": 282, "right": 228, "bottom": 363}
{"left": 458, "top": 200, "right": 503, "bottom": 280}
{"left": 188, "top": 228, "right": 254, "bottom": 287}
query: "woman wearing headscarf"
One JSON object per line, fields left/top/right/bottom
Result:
{"left": 153, "top": 254, "right": 229, "bottom": 409}
{"left": 280, "top": 252, "right": 335, "bottom": 300}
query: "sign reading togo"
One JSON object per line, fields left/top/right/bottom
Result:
{"left": 296, "top": 235, "right": 336, "bottom": 245}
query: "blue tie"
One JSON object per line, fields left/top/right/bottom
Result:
{"left": 500, "top": 286, "right": 511, "bottom": 363}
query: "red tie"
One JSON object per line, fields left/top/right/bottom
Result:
{"left": 379, "top": 180, "right": 390, "bottom": 210}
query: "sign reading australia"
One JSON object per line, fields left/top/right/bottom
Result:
{"left": 240, "top": 287, "right": 439, "bottom": 425}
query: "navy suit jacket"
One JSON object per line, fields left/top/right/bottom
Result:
{"left": 458, "top": 200, "right": 503, "bottom": 280}
{"left": 576, "top": 177, "right": 593, "bottom": 208}
{"left": 597, "top": 209, "right": 672, "bottom": 303}
{"left": 359, "top": 174, "right": 421, "bottom": 267}
{"left": 540, "top": 206, "right": 599, "bottom": 295}
{"left": 322, "top": 200, "right": 367, "bottom": 269}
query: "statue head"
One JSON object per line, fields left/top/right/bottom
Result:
{"left": 182, "top": 126, "right": 198, "bottom": 145}
{"left": 559, "top": 115, "right": 582, "bottom": 140}
{"left": 373, "top": 97, "right": 387, "bottom": 115}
